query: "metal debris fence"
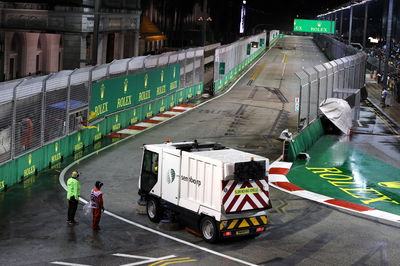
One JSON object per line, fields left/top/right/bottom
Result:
{"left": 295, "top": 35, "right": 366, "bottom": 130}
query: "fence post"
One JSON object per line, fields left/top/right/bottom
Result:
{"left": 65, "top": 70, "right": 76, "bottom": 135}
{"left": 41, "top": 74, "right": 53, "bottom": 146}
{"left": 10, "top": 80, "right": 25, "bottom": 160}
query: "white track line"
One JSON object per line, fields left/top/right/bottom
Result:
{"left": 58, "top": 45, "right": 275, "bottom": 266}
{"left": 51, "top": 262, "right": 91, "bottom": 266}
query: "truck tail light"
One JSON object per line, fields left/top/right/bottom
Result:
{"left": 256, "top": 227, "right": 265, "bottom": 232}
{"left": 223, "top": 231, "right": 232, "bottom": 237}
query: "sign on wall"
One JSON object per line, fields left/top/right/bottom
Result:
{"left": 293, "top": 19, "right": 335, "bottom": 34}
{"left": 89, "top": 64, "right": 180, "bottom": 121}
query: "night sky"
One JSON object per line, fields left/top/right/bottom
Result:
{"left": 244, "top": 0, "right": 350, "bottom": 31}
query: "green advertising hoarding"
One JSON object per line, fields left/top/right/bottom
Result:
{"left": 90, "top": 64, "right": 180, "bottom": 121}
{"left": 293, "top": 19, "right": 335, "bottom": 34}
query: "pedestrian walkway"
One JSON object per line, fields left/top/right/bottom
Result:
{"left": 365, "top": 75, "right": 400, "bottom": 128}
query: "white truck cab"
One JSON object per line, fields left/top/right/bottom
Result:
{"left": 138, "top": 140, "right": 271, "bottom": 243}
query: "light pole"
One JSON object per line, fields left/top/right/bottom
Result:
{"left": 383, "top": 0, "right": 394, "bottom": 89}
{"left": 363, "top": 2, "right": 369, "bottom": 49}
{"left": 348, "top": 6, "right": 353, "bottom": 45}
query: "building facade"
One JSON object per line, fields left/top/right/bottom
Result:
{"left": 0, "top": 0, "right": 141, "bottom": 81}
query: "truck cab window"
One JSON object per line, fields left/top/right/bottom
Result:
{"left": 140, "top": 150, "right": 159, "bottom": 193}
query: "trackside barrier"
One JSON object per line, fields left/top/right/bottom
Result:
{"left": 0, "top": 46, "right": 205, "bottom": 191}
{"left": 0, "top": 83, "right": 203, "bottom": 191}
{"left": 295, "top": 48, "right": 366, "bottom": 130}
{"left": 213, "top": 32, "right": 271, "bottom": 93}
{"left": 284, "top": 119, "right": 324, "bottom": 162}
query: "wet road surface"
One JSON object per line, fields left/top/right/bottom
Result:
{"left": 2, "top": 36, "right": 400, "bottom": 266}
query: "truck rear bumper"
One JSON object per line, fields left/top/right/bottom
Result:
{"left": 219, "top": 215, "right": 268, "bottom": 238}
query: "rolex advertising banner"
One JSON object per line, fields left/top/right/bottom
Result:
{"left": 293, "top": 19, "right": 335, "bottom": 34}
{"left": 90, "top": 64, "right": 180, "bottom": 121}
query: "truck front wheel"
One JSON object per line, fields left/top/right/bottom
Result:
{"left": 200, "top": 216, "right": 219, "bottom": 243}
{"left": 147, "top": 197, "right": 162, "bottom": 223}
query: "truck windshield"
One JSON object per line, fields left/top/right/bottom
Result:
{"left": 140, "top": 150, "right": 159, "bottom": 193}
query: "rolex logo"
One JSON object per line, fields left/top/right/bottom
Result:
{"left": 173, "top": 67, "right": 176, "bottom": 78}
{"left": 133, "top": 109, "right": 136, "bottom": 116}
{"left": 124, "top": 78, "right": 128, "bottom": 94}
{"left": 78, "top": 133, "right": 81, "bottom": 142}
{"left": 97, "top": 125, "right": 100, "bottom": 132}
{"left": 28, "top": 154, "right": 32, "bottom": 165}
{"left": 161, "top": 70, "right": 164, "bottom": 83}
{"left": 100, "top": 84, "right": 105, "bottom": 100}
{"left": 116, "top": 115, "right": 119, "bottom": 123}
{"left": 317, "top": 22, "right": 322, "bottom": 27}
{"left": 144, "top": 74, "right": 148, "bottom": 88}
{"left": 55, "top": 143, "right": 58, "bottom": 152}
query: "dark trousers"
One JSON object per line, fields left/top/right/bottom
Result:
{"left": 67, "top": 197, "right": 78, "bottom": 222}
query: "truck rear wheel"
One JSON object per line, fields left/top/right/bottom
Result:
{"left": 147, "top": 197, "right": 162, "bottom": 223}
{"left": 200, "top": 216, "right": 219, "bottom": 243}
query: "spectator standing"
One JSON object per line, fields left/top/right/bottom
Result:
{"left": 381, "top": 88, "right": 389, "bottom": 107}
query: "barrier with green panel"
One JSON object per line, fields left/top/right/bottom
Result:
{"left": 214, "top": 44, "right": 266, "bottom": 94}
{"left": 0, "top": 81, "right": 203, "bottom": 192}
{"left": 90, "top": 64, "right": 180, "bottom": 122}
{"left": 285, "top": 119, "right": 325, "bottom": 162}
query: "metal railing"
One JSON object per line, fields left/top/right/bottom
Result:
{"left": 0, "top": 47, "right": 204, "bottom": 166}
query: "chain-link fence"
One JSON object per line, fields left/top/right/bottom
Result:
{"left": 213, "top": 32, "right": 268, "bottom": 93}
{"left": 295, "top": 52, "right": 366, "bottom": 130}
{"left": 0, "top": 47, "right": 204, "bottom": 166}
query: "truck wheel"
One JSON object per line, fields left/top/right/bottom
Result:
{"left": 200, "top": 216, "right": 219, "bottom": 243}
{"left": 147, "top": 197, "right": 162, "bottom": 223}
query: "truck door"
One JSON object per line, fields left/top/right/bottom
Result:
{"left": 161, "top": 152, "right": 180, "bottom": 205}
{"left": 139, "top": 149, "right": 160, "bottom": 195}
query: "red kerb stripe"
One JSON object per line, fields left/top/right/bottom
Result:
{"left": 168, "top": 108, "right": 185, "bottom": 113}
{"left": 272, "top": 182, "right": 303, "bottom": 192}
{"left": 325, "top": 199, "right": 374, "bottom": 212}
{"left": 269, "top": 167, "right": 290, "bottom": 175}
{"left": 127, "top": 126, "right": 147, "bottom": 130}
{"left": 157, "top": 114, "right": 175, "bottom": 117}
{"left": 142, "top": 119, "right": 161, "bottom": 124}
{"left": 177, "top": 104, "right": 195, "bottom": 107}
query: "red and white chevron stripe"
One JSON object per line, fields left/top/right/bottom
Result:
{"left": 222, "top": 179, "right": 270, "bottom": 213}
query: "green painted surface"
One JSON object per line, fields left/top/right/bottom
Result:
{"left": 90, "top": 64, "right": 180, "bottom": 121}
{"left": 293, "top": 19, "right": 335, "bottom": 34}
{"left": 287, "top": 135, "right": 400, "bottom": 215}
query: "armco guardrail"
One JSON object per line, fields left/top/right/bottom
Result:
{"left": 0, "top": 48, "right": 205, "bottom": 191}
